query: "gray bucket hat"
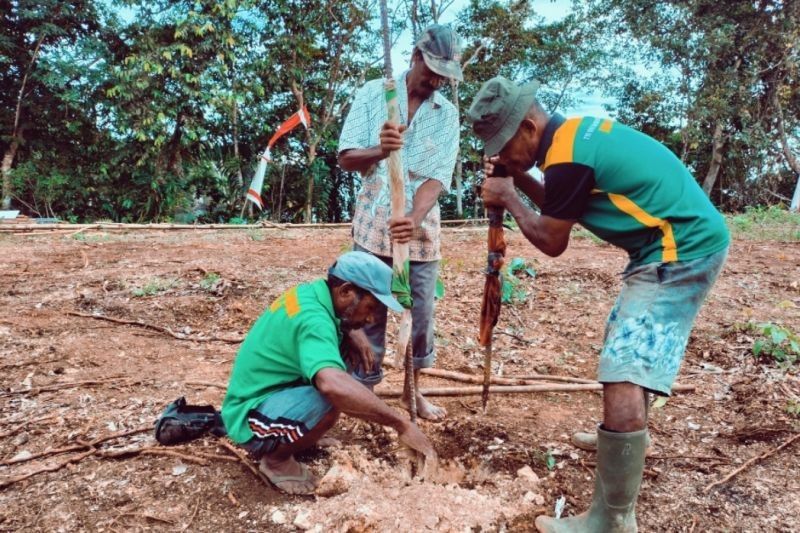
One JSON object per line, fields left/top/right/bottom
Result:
{"left": 467, "top": 76, "right": 541, "bottom": 156}
{"left": 416, "top": 24, "right": 464, "bottom": 82}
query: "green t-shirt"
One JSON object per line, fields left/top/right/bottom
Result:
{"left": 221, "top": 278, "right": 345, "bottom": 443}
{"left": 538, "top": 115, "right": 730, "bottom": 265}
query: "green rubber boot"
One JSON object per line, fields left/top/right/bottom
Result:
{"left": 535, "top": 427, "right": 647, "bottom": 533}
{"left": 572, "top": 430, "right": 653, "bottom": 456}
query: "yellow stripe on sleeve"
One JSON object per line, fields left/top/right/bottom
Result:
{"left": 607, "top": 193, "right": 678, "bottom": 262}
{"left": 543, "top": 118, "right": 582, "bottom": 169}
{"left": 270, "top": 286, "right": 302, "bottom": 317}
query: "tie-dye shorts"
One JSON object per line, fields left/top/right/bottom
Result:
{"left": 597, "top": 248, "right": 728, "bottom": 395}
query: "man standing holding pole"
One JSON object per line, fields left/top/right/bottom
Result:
{"left": 467, "top": 76, "right": 729, "bottom": 531}
{"left": 337, "top": 24, "right": 463, "bottom": 421}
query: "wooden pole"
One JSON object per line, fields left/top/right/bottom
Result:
{"left": 380, "top": 0, "right": 416, "bottom": 422}
{"left": 376, "top": 383, "right": 696, "bottom": 398}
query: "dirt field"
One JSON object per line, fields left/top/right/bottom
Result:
{"left": 1, "top": 226, "right": 798, "bottom": 532}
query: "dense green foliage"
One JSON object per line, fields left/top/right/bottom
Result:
{"left": 1, "top": 0, "right": 798, "bottom": 222}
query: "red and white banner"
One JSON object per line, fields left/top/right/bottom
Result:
{"left": 246, "top": 106, "right": 311, "bottom": 210}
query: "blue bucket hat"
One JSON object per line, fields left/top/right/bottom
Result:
{"left": 328, "top": 251, "right": 404, "bottom": 312}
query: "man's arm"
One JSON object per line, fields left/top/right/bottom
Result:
{"left": 482, "top": 177, "right": 575, "bottom": 257}
{"left": 339, "top": 122, "right": 406, "bottom": 175}
{"left": 388, "top": 179, "right": 443, "bottom": 244}
{"left": 313, "top": 367, "right": 435, "bottom": 457}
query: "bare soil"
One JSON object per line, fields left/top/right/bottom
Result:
{"left": 1, "top": 227, "right": 798, "bottom": 532}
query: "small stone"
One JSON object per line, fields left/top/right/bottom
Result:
{"left": 11, "top": 450, "right": 32, "bottom": 462}
{"left": 271, "top": 510, "right": 287, "bottom": 525}
{"left": 12, "top": 432, "right": 29, "bottom": 446}
{"left": 316, "top": 464, "right": 359, "bottom": 497}
{"left": 516, "top": 465, "right": 540, "bottom": 484}
{"left": 687, "top": 421, "right": 701, "bottom": 431}
{"left": 293, "top": 510, "right": 312, "bottom": 530}
{"left": 523, "top": 491, "right": 545, "bottom": 505}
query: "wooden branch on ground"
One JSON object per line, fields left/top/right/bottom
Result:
{"left": 0, "top": 448, "right": 98, "bottom": 489}
{"left": 185, "top": 380, "right": 226, "bottom": 389}
{"left": 0, "top": 426, "right": 149, "bottom": 466}
{"left": 420, "top": 368, "right": 596, "bottom": 385}
{"left": 67, "top": 311, "right": 243, "bottom": 344}
{"left": 98, "top": 446, "right": 210, "bottom": 466}
{"left": 0, "top": 414, "right": 59, "bottom": 439}
{"left": 703, "top": 432, "right": 800, "bottom": 493}
{"left": 376, "top": 383, "right": 695, "bottom": 398}
{"left": 0, "top": 377, "right": 132, "bottom": 398}
{"left": 217, "top": 439, "right": 271, "bottom": 487}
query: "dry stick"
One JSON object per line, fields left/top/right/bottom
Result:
{"left": 0, "top": 414, "right": 59, "bottom": 439}
{"left": 420, "top": 368, "right": 596, "bottom": 385}
{"left": 512, "top": 373, "right": 597, "bottom": 384}
{"left": 66, "top": 311, "right": 243, "bottom": 344}
{"left": 98, "top": 447, "right": 210, "bottom": 466}
{"left": 376, "top": 383, "right": 696, "bottom": 398}
{"left": 703, "top": 432, "right": 800, "bottom": 493}
{"left": 0, "top": 448, "right": 98, "bottom": 489}
{"left": 217, "top": 439, "right": 271, "bottom": 487}
{"left": 185, "top": 380, "right": 226, "bottom": 389}
{"left": 0, "top": 426, "right": 149, "bottom": 466}
{"left": 0, "top": 377, "right": 131, "bottom": 398}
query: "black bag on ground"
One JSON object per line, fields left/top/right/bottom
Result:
{"left": 154, "top": 396, "right": 227, "bottom": 445}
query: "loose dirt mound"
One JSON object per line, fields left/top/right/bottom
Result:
{"left": 1, "top": 228, "right": 798, "bottom": 531}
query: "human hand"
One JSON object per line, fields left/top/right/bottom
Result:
{"left": 481, "top": 176, "right": 517, "bottom": 208}
{"left": 379, "top": 122, "right": 407, "bottom": 157}
{"left": 388, "top": 215, "right": 416, "bottom": 244}
{"left": 344, "top": 329, "right": 375, "bottom": 374}
{"left": 483, "top": 155, "right": 512, "bottom": 179}
{"left": 398, "top": 421, "right": 438, "bottom": 478}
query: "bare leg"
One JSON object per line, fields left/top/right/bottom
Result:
{"left": 603, "top": 382, "right": 647, "bottom": 432}
{"left": 260, "top": 409, "right": 339, "bottom": 493}
{"left": 401, "top": 369, "right": 447, "bottom": 421}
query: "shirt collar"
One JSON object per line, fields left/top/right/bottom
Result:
{"left": 535, "top": 113, "right": 566, "bottom": 168}
{"left": 398, "top": 70, "right": 443, "bottom": 113}
{"left": 311, "top": 278, "right": 341, "bottom": 333}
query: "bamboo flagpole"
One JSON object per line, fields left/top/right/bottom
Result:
{"left": 379, "top": 0, "right": 416, "bottom": 422}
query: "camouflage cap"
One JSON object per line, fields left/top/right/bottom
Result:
{"left": 416, "top": 24, "right": 464, "bottom": 82}
{"left": 467, "top": 76, "right": 541, "bottom": 156}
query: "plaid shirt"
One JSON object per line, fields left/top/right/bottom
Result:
{"left": 338, "top": 71, "right": 459, "bottom": 261}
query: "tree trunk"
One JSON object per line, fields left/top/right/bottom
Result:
{"left": 304, "top": 144, "right": 317, "bottom": 223}
{"left": 702, "top": 121, "right": 725, "bottom": 196}
{"left": 773, "top": 90, "right": 800, "bottom": 211}
{"left": 232, "top": 100, "right": 243, "bottom": 190}
{"left": 1, "top": 140, "right": 19, "bottom": 210}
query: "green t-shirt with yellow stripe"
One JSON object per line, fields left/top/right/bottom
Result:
{"left": 221, "top": 279, "right": 345, "bottom": 443}
{"left": 539, "top": 115, "right": 729, "bottom": 265}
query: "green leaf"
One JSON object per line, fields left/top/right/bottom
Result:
{"left": 545, "top": 452, "right": 556, "bottom": 471}
{"left": 391, "top": 259, "right": 413, "bottom": 309}
{"left": 770, "top": 328, "right": 788, "bottom": 345}
{"left": 753, "top": 339, "right": 764, "bottom": 357}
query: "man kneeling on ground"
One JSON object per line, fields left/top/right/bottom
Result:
{"left": 221, "top": 251, "right": 436, "bottom": 495}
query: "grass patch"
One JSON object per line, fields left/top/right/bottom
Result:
{"left": 739, "top": 321, "right": 799, "bottom": 369}
{"left": 131, "top": 277, "right": 178, "bottom": 297}
{"left": 726, "top": 206, "right": 800, "bottom": 241}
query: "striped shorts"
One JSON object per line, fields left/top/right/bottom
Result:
{"left": 242, "top": 385, "right": 332, "bottom": 459}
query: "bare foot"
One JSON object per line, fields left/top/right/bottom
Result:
{"left": 401, "top": 393, "right": 447, "bottom": 421}
{"left": 259, "top": 454, "right": 317, "bottom": 495}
